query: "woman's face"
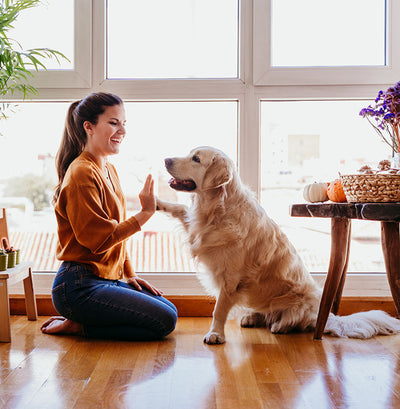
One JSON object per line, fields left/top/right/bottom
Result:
{"left": 84, "top": 104, "right": 126, "bottom": 158}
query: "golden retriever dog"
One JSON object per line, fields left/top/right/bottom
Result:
{"left": 156, "top": 146, "right": 400, "bottom": 344}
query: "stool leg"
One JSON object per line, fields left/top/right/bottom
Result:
{"left": 23, "top": 267, "right": 38, "bottom": 321}
{"left": 314, "top": 218, "right": 351, "bottom": 340}
{"left": 381, "top": 222, "right": 400, "bottom": 316}
{"left": 0, "top": 278, "right": 11, "bottom": 342}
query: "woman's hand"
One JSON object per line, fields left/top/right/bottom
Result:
{"left": 126, "top": 276, "right": 163, "bottom": 296}
{"left": 139, "top": 174, "right": 156, "bottom": 214}
{"left": 134, "top": 174, "right": 156, "bottom": 227}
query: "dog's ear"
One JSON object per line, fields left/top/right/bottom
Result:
{"left": 202, "top": 155, "right": 233, "bottom": 190}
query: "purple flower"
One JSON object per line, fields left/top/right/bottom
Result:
{"left": 384, "top": 113, "right": 395, "bottom": 120}
{"left": 360, "top": 81, "right": 400, "bottom": 152}
{"left": 375, "top": 90, "right": 384, "bottom": 103}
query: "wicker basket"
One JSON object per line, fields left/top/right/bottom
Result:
{"left": 340, "top": 173, "right": 400, "bottom": 203}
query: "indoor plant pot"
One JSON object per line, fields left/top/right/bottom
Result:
{"left": 6, "top": 250, "right": 16, "bottom": 268}
{"left": 0, "top": 251, "right": 8, "bottom": 271}
{"left": 1, "top": 237, "right": 18, "bottom": 268}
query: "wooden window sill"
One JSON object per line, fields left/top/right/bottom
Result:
{"left": 9, "top": 294, "right": 398, "bottom": 317}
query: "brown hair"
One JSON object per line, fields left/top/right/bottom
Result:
{"left": 53, "top": 92, "right": 123, "bottom": 203}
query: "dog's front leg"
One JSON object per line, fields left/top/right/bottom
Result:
{"left": 204, "top": 288, "right": 235, "bottom": 345}
{"left": 156, "top": 197, "right": 190, "bottom": 232}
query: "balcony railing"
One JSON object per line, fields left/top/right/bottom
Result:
{"left": 9, "top": 231, "right": 195, "bottom": 273}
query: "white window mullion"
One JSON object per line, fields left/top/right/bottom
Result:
{"left": 238, "top": 92, "right": 260, "bottom": 197}
{"left": 97, "top": 78, "right": 245, "bottom": 100}
{"left": 238, "top": 0, "right": 260, "bottom": 197}
{"left": 92, "top": 0, "right": 107, "bottom": 88}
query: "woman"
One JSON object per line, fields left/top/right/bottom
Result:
{"left": 41, "top": 92, "right": 177, "bottom": 340}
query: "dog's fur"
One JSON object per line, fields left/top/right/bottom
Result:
{"left": 157, "top": 146, "right": 400, "bottom": 344}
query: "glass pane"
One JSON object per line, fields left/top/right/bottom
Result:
{"left": 0, "top": 103, "right": 68, "bottom": 271}
{"left": 114, "top": 101, "right": 238, "bottom": 272}
{"left": 271, "top": 0, "right": 386, "bottom": 67}
{"left": 260, "top": 100, "right": 390, "bottom": 273}
{"left": 107, "top": 0, "right": 239, "bottom": 79}
{"left": 0, "top": 101, "right": 237, "bottom": 272}
{"left": 9, "top": 0, "right": 74, "bottom": 70}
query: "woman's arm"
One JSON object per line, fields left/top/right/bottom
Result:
{"left": 58, "top": 165, "right": 141, "bottom": 254}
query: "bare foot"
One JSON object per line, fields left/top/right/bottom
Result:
{"left": 41, "top": 316, "right": 83, "bottom": 336}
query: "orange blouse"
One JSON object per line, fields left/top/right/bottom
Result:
{"left": 55, "top": 151, "right": 140, "bottom": 279}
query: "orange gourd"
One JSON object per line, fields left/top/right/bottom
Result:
{"left": 327, "top": 179, "right": 347, "bottom": 202}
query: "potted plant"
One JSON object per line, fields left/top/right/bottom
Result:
{"left": 1, "top": 237, "right": 18, "bottom": 268}
{"left": 359, "top": 81, "right": 400, "bottom": 167}
{"left": 0, "top": 248, "right": 8, "bottom": 271}
{"left": 0, "top": 0, "right": 69, "bottom": 118}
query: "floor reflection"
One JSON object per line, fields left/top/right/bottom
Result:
{"left": 2, "top": 318, "right": 400, "bottom": 409}
{"left": 123, "top": 356, "right": 217, "bottom": 409}
{"left": 290, "top": 338, "right": 400, "bottom": 409}
{"left": 115, "top": 322, "right": 400, "bottom": 409}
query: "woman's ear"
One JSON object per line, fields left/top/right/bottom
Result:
{"left": 83, "top": 120, "right": 93, "bottom": 135}
{"left": 202, "top": 155, "right": 233, "bottom": 190}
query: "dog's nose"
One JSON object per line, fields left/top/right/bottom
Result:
{"left": 164, "top": 158, "right": 173, "bottom": 169}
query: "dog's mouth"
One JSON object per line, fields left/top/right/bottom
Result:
{"left": 168, "top": 177, "right": 197, "bottom": 191}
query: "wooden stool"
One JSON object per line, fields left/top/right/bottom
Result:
{"left": 0, "top": 261, "right": 37, "bottom": 342}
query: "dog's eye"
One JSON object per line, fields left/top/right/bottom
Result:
{"left": 192, "top": 155, "right": 200, "bottom": 163}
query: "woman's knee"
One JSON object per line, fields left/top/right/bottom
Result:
{"left": 157, "top": 305, "right": 178, "bottom": 338}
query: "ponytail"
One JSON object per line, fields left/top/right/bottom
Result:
{"left": 53, "top": 92, "right": 123, "bottom": 203}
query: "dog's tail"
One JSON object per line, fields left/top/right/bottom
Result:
{"left": 324, "top": 310, "right": 400, "bottom": 338}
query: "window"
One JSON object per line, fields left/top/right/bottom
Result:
{"left": 10, "top": 0, "right": 75, "bottom": 70}
{"left": 260, "top": 100, "right": 389, "bottom": 273}
{"left": 271, "top": 0, "right": 386, "bottom": 67}
{"left": 0, "top": 103, "right": 65, "bottom": 273}
{"left": 253, "top": 0, "right": 400, "bottom": 85}
{"left": 114, "top": 101, "right": 238, "bottom": 272}
{"left": 6, "top": 0, "right": 92, "bottom": 89}
{"left": 107, "top": 0, "right": 239, "bottom": 79}
{"left": 1, "top": 101, "right": 237, "bottom": 275}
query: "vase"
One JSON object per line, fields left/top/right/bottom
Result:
{"left": 391, "top": 151, "right": 400, "bottom": 169}
{"left": 15, "top": 249, "right": 20, "bottom": 264}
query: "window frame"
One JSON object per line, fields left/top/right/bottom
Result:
{"left": 7, "top": 0, "right": 395, "bottom": 297}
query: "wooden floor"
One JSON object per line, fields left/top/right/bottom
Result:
{"left": 1, "top": 317, "right": 400, "bottom": 409}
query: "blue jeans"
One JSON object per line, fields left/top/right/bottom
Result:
{"left": 51, "top": 261, "right": 178, "bottom": 341}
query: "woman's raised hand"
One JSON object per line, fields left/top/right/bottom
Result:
{"left": 135, "top": 174, "right": 156, "bottom": 227}
{"left": 139, "top": 174, "right": 156, "bottom": 213}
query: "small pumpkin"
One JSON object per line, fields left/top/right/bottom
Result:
{"left": 327, "top": 179, "right": 347, "bottom": 202}
{"left": 303, "top": 182, "right": 329, "bottom": 203}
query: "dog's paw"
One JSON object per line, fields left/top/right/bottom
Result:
{"left": 156, "top": 197, "right": 167, "bottom": 211}
{"left": 270, "top": 321, "right": 290, "bottom": 334}
{"left": 240, "top": 314, "right": 256, "bottom": 327}
{"left": 240, "top": 312, "right": 266, "bottom": 328}
{"left": 203, "top": 331, "right": 225, "bottom": 345}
